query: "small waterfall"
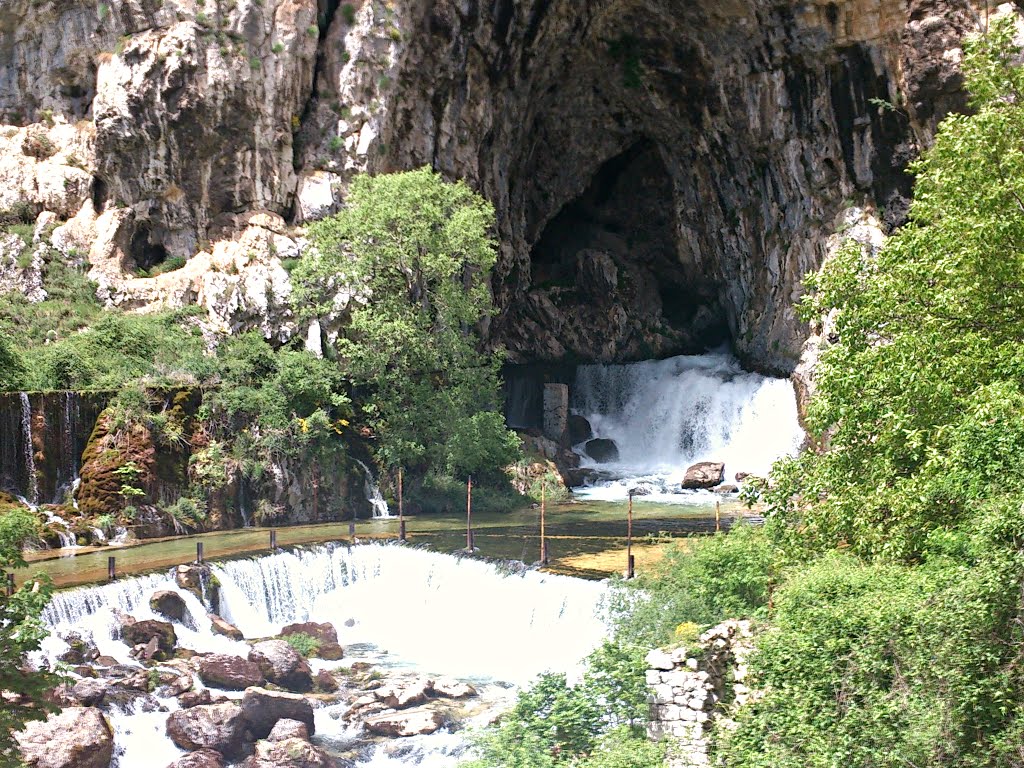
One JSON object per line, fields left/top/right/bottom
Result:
{"left": 19, "top": 392, "right": 39, "bottom": 506}
{"left": 55, "top": 391, "right": 81, "bottom": 504}
{"left": 44, "top": 510, "right": 78, "bottom": 551}
{"left": 572, "top": 352, "right": 804, "bottom": 501}
{"left": 355, "top": 459, "right": 392, "bottom": 518}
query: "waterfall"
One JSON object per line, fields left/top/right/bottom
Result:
{"left": 355, "top": 459, "right": 392, "bottom": 518}
{"left": 55, "top": 391, "right": 81, "bottom": 504}
{"left": 572, "top": 351, "right": 804, "bottom": 501}
{"left": 19, "top": 392, "right": 38, "bottom": 506}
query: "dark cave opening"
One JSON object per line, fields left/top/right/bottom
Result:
{"left": 129, "top": 222, "right": 169, "bottom": 273}
{"left": 525, "top": 139, "right": 730, "bottom": 363}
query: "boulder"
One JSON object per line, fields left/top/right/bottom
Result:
{"left": 241, "top": 737, "right": 336, "bottom": 768}
{"left": 165, "top": 702, "right": 249, "bottom": 758}
{"left": 150, "top": 591, "right": 188, "bottom": 623}
{"left": 199, "top": 654, "right": 265, "bottom": 691}
{"left": 714, "top": 484, "right": 739, "bottom": 494}
{"left": 15, "top": 706, "right": 114, "bottom": 768}
{"left": 314, "top": 670, "right": 338, "bottom": 693}
{"left": 430, "top": 678, "right": 477, "bottom": 699}
{"left": 280, "top": 622, "right": 343, "bottom": 660}
{"left": 363, "top": 707, "right": 446, "bottom": 737}
{"left": 239, "top": 687, "right": 315, "bottom": 740}
{"left": 208, "top": 614, "right": 244, "bottom": 641}
{"left": 734, "top": 472, "right": 751, "bottom": 482}
{"left": 681, "top": 462, "right": 725, "bottom": 490}
{"left": 248, "top": 641, "right": 313, "bottom": 692}
{"left": 584, "top": 438, "right": 619, "bottom": 463}
{"left": 179, "top": 689, "right": 213, "bottom": 709}
{"left": 122, "top": 619, "right": 176, "bottom": 658}
{"left": 568, "top": 413, "right": 593, "bottom": 445}
{"left": 58, "top": 633, "right": 99, "bottom": 664}
{"left": 165, "top": 749, "right": 225, "bottom": 768}
{"left": 267, "top": 719, "right": 309, "bottom": 742}
{"left": 374, "top": 677, "right": 431, "bottom": 709}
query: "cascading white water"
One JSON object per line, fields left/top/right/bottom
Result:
{"left": 572, "top": 351, "right": 804, "bottom": 502}
{"left": 38, "top": 544, "right": 608, "bottom": 767}
{"left": 355, "top": 459, "right": 392, "bottom": 518}
{"left": 19, "top": 392, "right": 38, "bottom": 506}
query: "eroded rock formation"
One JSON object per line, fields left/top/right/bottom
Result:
{"left": 0, "top": 0, "right": 1005, "bottom": 370}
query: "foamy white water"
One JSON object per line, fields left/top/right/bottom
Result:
{"left": 572, "top": 352, "right": 804, "bottom": 502}
{"left": 39, "top": 544, "right": 608, "bottom": 767}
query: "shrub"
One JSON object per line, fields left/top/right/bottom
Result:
{"left": 283, "top": 632, "right": 320, "bottom": 658}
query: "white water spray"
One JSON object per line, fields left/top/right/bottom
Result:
{"left": 356, "top": 459, "right": 392, "bottom": 518}
{"left": 19, "top": 392, "right": 38, "bottom": 506}
{"left": 572, "top": 352, "right": 804, "bottom": 502}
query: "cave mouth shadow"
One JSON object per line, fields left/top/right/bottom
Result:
{"left": 129, "top": 222, "right": 170, "bottom": 274}
{"left": 525, "top": 138, "right": 731, "bottom": 363}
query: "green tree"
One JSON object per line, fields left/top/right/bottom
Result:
{"left": 0, "top": 506, "right": 62, "bottom": 767}
{"left": 0, "top": 336, "right": 25, "bottom": 391}
{"left": 766, "top": 16, "right": 1024, "bottom": 560}
{"left": 299, "top": 167, "right": 520, "bottom": 476}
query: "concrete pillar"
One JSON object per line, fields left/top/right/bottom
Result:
{"left": 543, "top": 383, "right": 569, "bottom": 444}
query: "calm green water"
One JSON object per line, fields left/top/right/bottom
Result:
{"left": 15, "top": 499, "right": 751, "bottom": 588}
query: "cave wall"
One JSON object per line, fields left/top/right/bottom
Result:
{"left": 0, "top": 0, "right": 1000, "bottom": 372}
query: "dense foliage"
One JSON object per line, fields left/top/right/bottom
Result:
{"left": 0, "top": 504, "right": 62, "bottom": 767}
{"left": 298, "top": 167, "right": 521, "bottom": 479}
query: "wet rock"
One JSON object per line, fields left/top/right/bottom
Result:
{"left": 122, "top": 619, "right": 176, "bottom": 658}
{"left": 682, "top": 462, "right": 725, "bottom": 490}
{"left": 176, "top": 564, "right": 219, "bottom": 612}
{"left": 239, "top": 687, "right": 315, "bottom": 740}
{"left": 734, "top": 472, "right": 751, "bottom": 482}
{"left": 166, "top": 749, "right": 225, "bottom": 768}
{"left": 267, "top": 719, "right": 309, "bottom": 742}
{"left": 568, "top": 414, "right": 594, "bottom": 445}
{"left": 156, "top": 673, "right": 195, "bottom": 698}
{"left": 179, "top": 689, "right": 213, "bottom": 709}
{"left": 165, "top": 702, "right": 249, "bottom": 759}
{"left": 714, "top": 484, "right": 739, "bottom": 494}
{"left": 241, "top": 737, "right": 336, "bottom": 768}
{"left": 314, "top": 670, "right": 339, "bottom": 693}
{"left": 584, "top": 438, "right": 619, "bottom": 463}
{"left": 363, "top": 706, "right": 446, "bottom": 737}
{"left": 150, "top": 591, "right": 188, "bottom": 623}
{"left": 69, "top": 678, "right": 109, "bottom": 707}
{"left": 430, "top": 678, "right": 477, "bottom": 699}
{"left": 208, "top": 613, "right": 244, "bottom": 641}
{"left": 94, "top": 656, "right": 119, "bottom": 667}
{"left": 59, "top": 633, "right": 99, "bottom": 665}
{"left": 374, "top": 677, "right": 431, "bottom": 709}
{"left": 15, "top": 706, "right": 114, "bottom": 768}
{"left": 131, "top": 635, "right": 162, "bottom": 662}
{"left": 280, "top": 622, "right": 344, "bottom": 660}
{"left": 248, "top": 640, "right": 313, "bottom": 692}
{"left": 199, "top": 654, "right": 266, "bottom": 691}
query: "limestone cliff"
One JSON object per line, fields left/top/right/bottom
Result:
{"left": 0, "top": 0, "right": 1007, "bottom": 370}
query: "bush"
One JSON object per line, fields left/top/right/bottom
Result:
{"left": 283, "top": 632, "right": 320, "bottom": 658}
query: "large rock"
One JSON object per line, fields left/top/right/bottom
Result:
{"left": 150, "top": 591, "right": 188, "bottom": 623}
{"left": 165, "top": 702, "right": 249, "bottom": 758}
{"left": 584, "top": 438, "right": 619, "bottom": 463}
{"left": 374, "top": 677, "right": 431, "bottom": 709}
{"left": 165, "top": 750, "right": 225, "bottom": 768}
{"left": 239, "top": 687, "right": 315, "bottom": 740}
{"left": 122, "top": 619, "right": 177, "bottom": 658}
{"left": 568, "top": 414, "right": 594, "bottom": 445}
{"left": 681, "top": 462, "right": 725, "bottom": 490}
{"left": 267, "top": 719, "right": 309, "bottom": 742}
{"left": 208, "top": 614, "right": 243, "bottom": 641}
{"left": 241, "top": 738, "right": 336, "bottom": 768}
{"left": 363, "top": 707, "right": 446, "bottom": 738}
{"left": 198, "top": 654, "right": 266, "bottom": 691}
{"left": 16, "top": 707, "right": 114, "bottom": 768}
{"left": 280, "top": 622, "right": 343, "bottom": 660}
{"left": 248, "top": 640, "right": 313, "bottom": 692}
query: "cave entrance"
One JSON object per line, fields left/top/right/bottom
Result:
{"left": 526, "top": 140, "right": 729, "bottom": 363}
{"left": 129, "top": 222, "right": 169, "bottom": 274}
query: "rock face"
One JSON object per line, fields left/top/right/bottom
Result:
{"left": 150, "top": 590, "right": 188, "bottom": 623}
{"left": 199, "top": 654, "right": 266, "bottom": 691}
{"left": 16, "top": 706, "right": 114, "bottom": 768}
{"left": 585, "top": 438, "right": 620, "bottom": 464}
{"left": 165, "top": 702, "right": 249, "bottom": 758}
{"left": 122, "top": 619, "right": 177, "bottom": 658}
{"left": 248, "top": 640, "right": 314, "bottom": 692}
{"left": 0, "top": 0, "right": 1003, "bottom": 378}
{"left": 682, "top": 462, "right": 725, "bottom": 490}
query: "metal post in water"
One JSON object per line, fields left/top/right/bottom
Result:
{"left": 466, "top": 476, "right": 474, "bottom": 552}
{"left": 348, "top": 518, "right": 356, "bottom": 538}
{"left": 196, "top": 542, "right": 204, "bottom": 563}
{"left": 715, "top": 501, "right": 721, "bottom": 533}
{"left": 627, "top": 491, "right": 635, "bottom": 579}
{"left": 107, "top": 556, "right": 116, "bottom": 582}
{"left": 270, "top": 529, "right": 277, "bottom": 550}
{"left": 6, "top": 572, "right": 13, "bottom": 596}
{"left": 398, "top": 467, "right": 406, "bottom": 542}
{"left": 540, "top": 480, "right": 548, "bottom": 565}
